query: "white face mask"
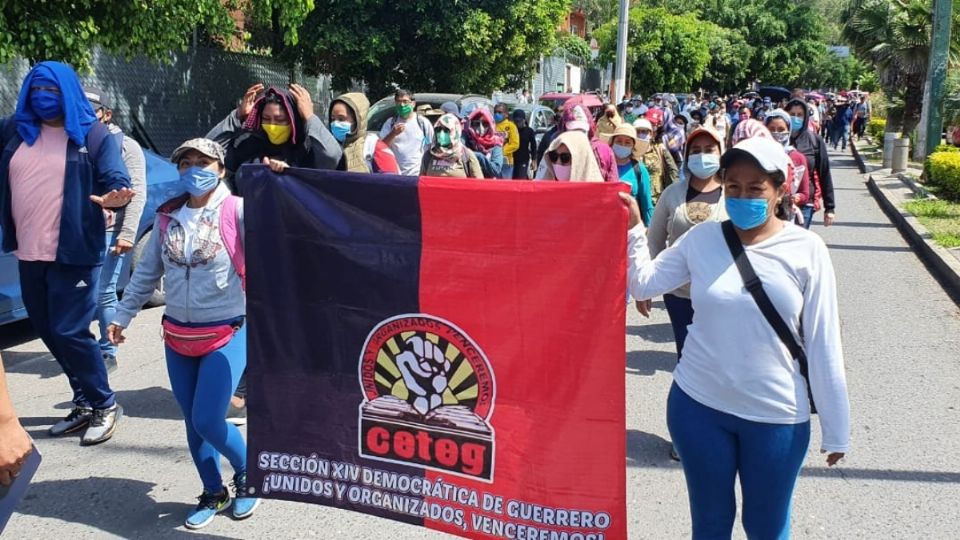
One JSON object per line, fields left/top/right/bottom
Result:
{"left": 553, "top": 164, "right": 572, "bottom": 181}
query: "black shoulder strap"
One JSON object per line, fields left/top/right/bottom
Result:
{"left": 721, "top": 221, "right": 817, "bottom": 412}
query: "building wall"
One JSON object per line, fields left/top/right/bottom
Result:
{"left": 559, "top": 10, "right": 588, "bottom": 39}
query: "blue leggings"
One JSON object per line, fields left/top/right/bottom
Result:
{"left": 667, "top": 384, "right": 810, "bottom": 540}
{"left": 165, "top": 320, "right": 247, "bottom": 493}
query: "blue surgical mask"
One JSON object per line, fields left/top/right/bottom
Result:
{"left": 494, "top": 113, "right": 505, "bottom": 123}
{"left": 612, "top": 144, "right": 633, "bottom": 160}
{"left": 330, "top": 120, "right": 352, "bottom": 143}
{"left": 181, "top": 166, "right": 220, "bottom": 196}
{"left": 726, "top": 197, "right": 769, "bottom": 230}
{"left": 30, "top": 90, "right": 64, "bottom": 121}
{"left": 687, "top": 153, "right": 721, "bottom": 179}
{"left": 790, "top": 117, "right": 804, "bottom": 133}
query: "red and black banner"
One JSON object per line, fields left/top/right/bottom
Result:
{"left": 241, "top": 166, "right": 627, "bottom": 539}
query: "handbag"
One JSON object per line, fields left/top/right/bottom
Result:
{"left": 162, "top": 318, "right": 241, "bottom": 357}
{"left": 720, "top": 221, "right": 817, "bottom": 413}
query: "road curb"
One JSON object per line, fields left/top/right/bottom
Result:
{"left": 867, "top": 173, "right": 960, "bottom": 305}
{"left": 851, "top": 137, "right": 868, "bottom": 174}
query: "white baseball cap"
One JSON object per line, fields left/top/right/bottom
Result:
{"left": 720, "top": 136, "right": 789, "bottom": 181}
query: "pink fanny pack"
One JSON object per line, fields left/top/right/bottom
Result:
{"left": 162, "top": 319, "right": 240, "bottom": 357}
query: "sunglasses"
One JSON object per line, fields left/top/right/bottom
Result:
{"left": 547, "top": 151, "right": 572, "bottom": 165}
{"left": 470, "top": 121, "right": 487, "bottom": 131}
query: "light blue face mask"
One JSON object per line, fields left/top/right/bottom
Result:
{"left": 612, "top": 144, "right": 633, "bottom": 160}
{"left": 687, "top": 153, "right": 721, "bottom": 180}
{"left": 181, "top": 166, "right": 220, "bottom": 197}
{"left": 790, "top": 116, "right": 804, "bottom": 133}
{"left": 330, "top": 120, "right": 352, "bottom": 143}
{"left": 725, "top": 197, "right": 770, "bottom": 230}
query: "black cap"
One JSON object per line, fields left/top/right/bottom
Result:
{"left": 511, "top": 109, "right": 526, "bottom": 120}
{"left": 84, "top": 86, "right": 112, "bottom": 111}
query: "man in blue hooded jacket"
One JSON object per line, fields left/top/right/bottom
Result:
{"left": 0, "top": 61, "right": 133, "bottom": 445}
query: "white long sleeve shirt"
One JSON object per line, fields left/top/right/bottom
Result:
{"left": 628, "top": 221, "right": 850, "bottom": 452}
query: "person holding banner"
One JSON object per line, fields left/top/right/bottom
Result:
{"left": 621, "top": 136, "right": 849, "bottom": 539}
{"left": 107, "top": 138, "right": 260, "bottom": 530}
{"left": 207, "top": 83, "right": 342, "bottom": 184}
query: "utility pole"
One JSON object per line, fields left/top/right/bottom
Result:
{"left": 613, "top": 0, "right": 629, "bottom": 103}
{"left": 918, "top": 0, "right": 953, "bottom": 159}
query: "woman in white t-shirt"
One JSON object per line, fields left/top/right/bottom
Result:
{"left": 620, "top": 136, "right": 849, "bottom": 539}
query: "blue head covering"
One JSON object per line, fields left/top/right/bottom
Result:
{"left": 14, "top": 61, "right": 96, "bottom": 146}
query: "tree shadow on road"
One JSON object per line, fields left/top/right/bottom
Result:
{"left": 114, "top": 386, "right": 183, "bottom": 420}
{"left": 1, "top": 350, "right": 60, "bottom": 379}
{"left": 11, "top": 477, "right": 233, "bottom": 539}
{"left": 626, "top": 429, "right": 677, "bottom": 469}
{"left": 626, "top": 350, "right": 677, "bottom": 376}
{"left": 626, "top": 322, "right": 675, "bottom": 344}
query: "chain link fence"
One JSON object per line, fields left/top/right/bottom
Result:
{"left": 0, "top": 47, "right": 333, "bottom": 157}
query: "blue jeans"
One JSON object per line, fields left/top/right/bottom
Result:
{"left": 663, "top": 293, "right": 694, "bottom": 359}
{"left": 801, "top": 206, "right": 815, "bottom": 230}
{"left": 97, "top": 230, "right": 126, "bottom": 358}
{"left": 668, "top": 384, "right": 810, "bottom": 540}
{"left": 500, "top": 162, "right": 514, "bottom": 179}
{"left": 18, "top": 261, "right": 116, "bottom": 409}
{"left": 166, "top": 319, "right": 247, "bottom": 492}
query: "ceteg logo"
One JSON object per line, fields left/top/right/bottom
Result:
{"left": 358, "top": 314, "right": 495, "bottom": 482}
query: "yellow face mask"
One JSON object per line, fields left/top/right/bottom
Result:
{"left": 262, "top": 123, "right": 292, "bottom": 145}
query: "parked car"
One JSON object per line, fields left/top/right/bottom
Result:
{"left": 367, "top": 93, "right": 493, "bottom": 133}
{"left": 0, "top": 148, "right": 182, "bottom": 326}
{"left": 509, "top": 104, "right": 556, "bottom": 146}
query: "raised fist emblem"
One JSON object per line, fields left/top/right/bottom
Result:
{"left": 395, "top": 335, "right": 452, "bottom": 415}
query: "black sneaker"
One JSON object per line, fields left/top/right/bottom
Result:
{"left": 103, "top": 353, "right": 118, "bottom": 374}
{"left": 226, "top": 402, "right": 247, "bottom": 426}
{"left": 81, "top": 404, "right": 122, "bottom": 446}
{"left": 49, "top": 407, "right": 93, "bottom": 436}
{"left": 669, "top": 445, "right": 681, "bottom": 462}
{"left": 185, "top": 489, "right": 232, "bottom": 530}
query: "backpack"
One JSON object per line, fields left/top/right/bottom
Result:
{"left": 158, "top": 195, "right": 246, "bottom": 290}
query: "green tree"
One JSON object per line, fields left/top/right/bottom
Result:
{"left": 698, "top": 27, "right": 753, "bottom": 95}
{"left": 650, "top": 0, "right": 827, "bottom": 88}
{"left": 556, "top": 33, "right": 593, "bottom": 62}
{"left": 290, "top": 0, "right": 570, "bottom": 95}
{"left": 841, "top": 0, "right": 960, "bottom": 134}
{"left": 594, "top": 7, "right": 711, "bottom": 95}
{"left": 0, "top": 1, "right": 313, "bottom": 71}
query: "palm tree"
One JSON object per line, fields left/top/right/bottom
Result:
{"left": 841, "top": 0, "right": 959, "bottom": 135}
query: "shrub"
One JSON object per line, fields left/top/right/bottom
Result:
{"left": 932, "top": 144, "right": 960, "bottom": 154}
{"left": 866, "top": 118, "right": 886, "bottom": 141}
{"left": 926, "top": 151, "right": 960, "bottom": 201}
{"left": 923, "top": 144, "right": 960, "bottom": 182}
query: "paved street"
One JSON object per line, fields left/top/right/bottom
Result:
{"left": 4, "top": 149, "right": 960, "bottom": 539}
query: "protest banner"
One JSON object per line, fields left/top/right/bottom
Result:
{"left": 241, "top": 167, "right": 627, "bottom": 539}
